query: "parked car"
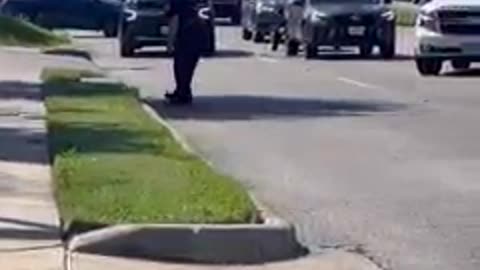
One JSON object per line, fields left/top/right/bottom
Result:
{"left": 283, "top": 0, "right": 396, "bottom": 59}
{"left": 212, "top": 0, "right": 242, "bottom": 24}
{"left": 2, "top": 0, "right": 122, "bottom": 37}
{"left": 119, "top": 0, "right": 216, "bottom": 57}
{"left": 241, "top": 0, "right": 285, "bottom": 42}
{"left": 415, "top": 0, "right": 480, "bottom": 75}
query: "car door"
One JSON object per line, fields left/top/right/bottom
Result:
{"left": 57, "top": 0, "right": 99, "bottom": 29}
{"left": 285, "top": 0, "right": 305, "bottom": 41}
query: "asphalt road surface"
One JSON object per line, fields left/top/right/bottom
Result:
{"left": 74, "top": 26, "right": 480, "bottom": 270}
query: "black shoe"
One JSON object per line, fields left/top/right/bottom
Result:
{"left": 164, "top": 91, "right": 179, "bottom": 99}
{"left": 165, "top": 92, "right": 193, "bottom": 105}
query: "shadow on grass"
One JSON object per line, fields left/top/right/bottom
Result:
{"left": 44, "top": 82, "right": 190, "bottom": 161}
{"left": 43, "top": 48, "right": 92, "bottom": 61}
{"left": 147, "top": 95, "right": 407, "bottom": 121}
{"left": 48, "top": 121, "right": 171, "bottom": 157}
{"left": 45, "top": 81, "right": 138, "bottom": 98}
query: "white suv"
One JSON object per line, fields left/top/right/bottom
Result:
{"left": 415, "top": 0, "right": 480, "bottom": 75}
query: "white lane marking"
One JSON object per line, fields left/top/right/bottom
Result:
{"left": 257, "top": 55, "right": 280, "bottom": 63}
{"left": 337, "top": 77, "right": 382, "bottom": 90}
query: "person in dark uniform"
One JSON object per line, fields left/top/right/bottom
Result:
{"left": 165, "top": 0, "right": 208, "bottom": 104}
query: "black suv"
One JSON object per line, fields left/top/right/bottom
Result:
{"left": 2, "top": 0, "right": 122, "bottom": 37}
{"left": 241, "top": 0, "right": 285, "bottom": 42}
{"left": 284, "top": 0, "right": 396, "bottom": 59}
{"left": 119, "top": 0, "right": 216, "bottom": 57}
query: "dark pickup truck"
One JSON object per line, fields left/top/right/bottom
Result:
{"left": 119, "top": 0, "right": 216, "bottom": 57}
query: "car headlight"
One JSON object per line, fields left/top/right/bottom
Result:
{"left": 310, "top": 10, "right": 328, "bottom": 24}
{"left": 417, "top": 10, "right": 440, "bottom": 32}
{"left": 381, "top": 10, "right": 395, "bottom": 21}
{"left": 256, "top": 2, "right": 276, "bottom": 13}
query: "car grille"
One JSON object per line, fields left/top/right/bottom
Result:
{"left": 438, "top": 9, "right": 480, "bottom": 35}
{"left": 137, "top": 0, "right": 167, "bottom": 10}
{"left": 332, "top": 14, "right": 377, "bottom": 26}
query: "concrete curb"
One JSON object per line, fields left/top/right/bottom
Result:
{"left": 66, "top": 102, "right": 306, "bottom": 264}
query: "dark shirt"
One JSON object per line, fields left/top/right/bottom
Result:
{"left": 168, "top": 0, "right": 208, "bottom": 52}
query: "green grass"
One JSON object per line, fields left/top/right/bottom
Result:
{"left": 42, "top": 68, "right": 256, "bottom": 226}
{"left": 394, "top": 3, "right": 418, "bottom": 27}
{"left": 0, "top": 15, "right": 69, "bottom": 47}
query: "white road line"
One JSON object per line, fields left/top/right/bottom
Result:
{"left": 337, "top": 77, "right": 382, "bottom": 90}
{"left": 257, "top": 56, "right": 280, "bottom": 63}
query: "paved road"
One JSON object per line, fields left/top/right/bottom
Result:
{"left": 75, "top": 27, "right": 480, "bottom": 270}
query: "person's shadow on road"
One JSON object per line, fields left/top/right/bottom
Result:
{"left": 147, "top": 95, "right": 407, "bottom": 121}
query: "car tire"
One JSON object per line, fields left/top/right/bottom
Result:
{"left": 231, "top": 9, "right": 241, "bottom": 25}
{"left": 380, "top": 38, "right": 395, "bottom": 59}
{"left": 120, "top": 41, "right": 135, "bottom": 57}
{"left": 380, "top": 25, "right": 396, "bottom": 59}
{"left": 103, "top": 19, "right": 118, "bottom": 38}
{"left": 286, "top": 38, "right": 299, "bottom": 56}
{"left": 120, "top": 27, "right": 135, "bottom": 57}
{"left": 451, "top": 60, "right": 471, "bottom": 70}
{"left": 305, "top": 43, "right": 317, "bottom": 59}
{"left": 360, "top": 44, "right": 373, "bottom": 58}
{"left": 242, "top": 28, "right": 253, "bottom": 41}
{"left": 253, "top": 32, "right": 265, "bottom": 43}
{"left": 203, "top": 27, "right": 216, "bottom": 57}
{"left": 416, "top": 58, "right": 443, "bottom": 76}
{"left": 270, "top": 30, "right": 282, "bottom": 51}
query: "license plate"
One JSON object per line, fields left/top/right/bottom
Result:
{"left": 348, "top": 26, "right": 365, "bottom": 36}
{"left": 463, "top": 43, "right": 480, "bottom": 54}
{"left": 159, "top": 26, "right": 169, "bottom": 35}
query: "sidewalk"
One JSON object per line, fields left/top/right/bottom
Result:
{"left": 0, "top": 48, "right": 94, "bottom": 270}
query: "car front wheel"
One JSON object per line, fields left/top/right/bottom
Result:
{"left": 103, "top": 19, "right": 118, "bottom": 38}
{"left": 242, "top": 28, "right": 253, "bottom": 41}
{"left": 305, "top": 42, "right": 317, "bottom": 59}
{"left": 286, "top": 38, "right": 299, "bottom": 56}
{"left": 379, "top": 25, "right": 396, "bottom": 59}
{"left": 360, "top": 43, "right": 373, "bottom": 58}
{"left": 119, "top": 27, "right": 135, "bottom": 57}
{"left": 416, "top": 58, "right": 443, "bottom": 76}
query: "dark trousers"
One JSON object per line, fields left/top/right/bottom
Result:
{"left": 173, "top": 47, "right": 200, "bottom": 97}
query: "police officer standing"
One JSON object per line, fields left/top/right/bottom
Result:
{"left": 165, "top": 0, "right": 209, "bottom": 105}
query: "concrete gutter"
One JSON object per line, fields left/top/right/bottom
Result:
{"left": 67, "top": 189, "right": 305, "bottom": 264}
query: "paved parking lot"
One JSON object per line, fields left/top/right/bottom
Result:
{"left": 75, "top": 26, "right": 480, "bottom": 270}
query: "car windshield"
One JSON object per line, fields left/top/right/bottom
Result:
{"left": 311, "top": 0, "right": 381, "bottom": 4}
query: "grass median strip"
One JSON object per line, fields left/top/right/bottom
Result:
{"left": 0, "top": 15, "right": 68, "bottom": 47}
{"left": 42, "top": 68, "right": 255, "bottom": 227}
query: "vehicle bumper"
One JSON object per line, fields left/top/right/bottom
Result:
{"left": 121, "top": 11, "right": 170, "bottom": 46}
{"left": 308, "top": 21, "right": 394, "bottom": 46}
{"left": 415, "top": 27, "right": 480, "bottom": 60}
